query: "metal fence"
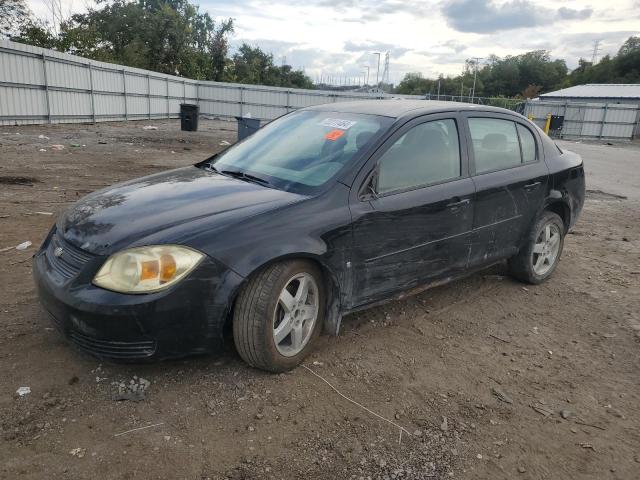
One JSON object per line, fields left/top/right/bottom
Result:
{"left": 523, "top": 100, "right": 640, "bottom": 140}
{"left": 0, "top": 39, "right": 422, "bottom": 126}
{"left": 424, "top": 93, "right": 524, "bottom": 111}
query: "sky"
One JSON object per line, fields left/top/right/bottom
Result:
{"left": 27, "top": 0, "right": 640, "bottom": 84}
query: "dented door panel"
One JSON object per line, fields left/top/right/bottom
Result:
{"left": 349, "top": 178, "right": 475, "bottom": 307}
{"left": 469, "top": 162, "right": 549, "bottom": 265}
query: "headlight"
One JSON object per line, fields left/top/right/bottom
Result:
{"left": 93, "top": 245, "right": 204, "bottom": 294}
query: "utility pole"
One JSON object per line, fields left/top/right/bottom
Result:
{"left": 437, "top": 77, "right": 441, "bottom": 100}
{"left": 591, "top": 39, "right": 601, "bottom": 64}
{"left": 372, "top": 52, "right": 381, "bottom": 87}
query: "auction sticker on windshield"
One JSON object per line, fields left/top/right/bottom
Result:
{"left": 319, "top": 118, "right": 357, "bottom": 130}
{"left": 324, "top": 129, "right": 345, "bottom": 141}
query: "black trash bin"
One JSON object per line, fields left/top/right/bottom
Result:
{"left": 180, "top": 104, "right": 199, "bottom": 132}
{"left": 235, "top": 116, "right": 261, "bottom": 141}
{"left": 549, "top": 115, "right": 564, "bottom": 131}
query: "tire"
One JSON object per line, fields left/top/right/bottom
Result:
{"left": 232, "top": 260, "right": 325, "bottom": 372}
{"left": 508, "top": 211, "right": 565, "bottom": 284}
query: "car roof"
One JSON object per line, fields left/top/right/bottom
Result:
{"left": 304, "top": 99, "right": 520, "bottom": 119}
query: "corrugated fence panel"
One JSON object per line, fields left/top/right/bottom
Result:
{"left": 150, "top": 97, "right": 168, "bottom": 117}
{"left": 93, "top": 68, "right": 124, "bottom": 93}
{"left": 149, "top": 77, "right": 167, "bottom": 96}
{"left": 47, "top": 60, "right": 89, "bottom": 90}
{"left": 127, "top": 96, "right": 149, "bottom": 117}
{"left": 523, "top": 100, "right": 639, "bottom": 140}
{"left": 185, "top": 83, "right": 197, "bottom": 99}
{"left": 0, "top": 85, "right": 47, "bottom": 120}
{"left": 49, "top": 90, "right": 91, "bottom": 119}
{"left": 125, "top": 74, "right": 148, "bottom": 95}
{"left": 168, "top": 80, "right": 184, "bottom": 98}
{"left": 95, "top": 93, "right": 125, "bottom": 117}
{"left": 0, "top": 49, "right": 44, "bottom": 85}
{"left": 199, "top": 98, "right": 241, "bottom": 118}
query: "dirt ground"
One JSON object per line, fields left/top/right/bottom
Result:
{"left": 1, "top": 120, "right": 639, "bottom": 480}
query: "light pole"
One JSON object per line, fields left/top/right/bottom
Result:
{"left": 362, "top": 66, "right": 370, "bottom": 86}
{"left": 372, "top": 52, "right": 381, "bottom": 87}
{"left": 470, "top": 57, "right": 483, "bottom": 103}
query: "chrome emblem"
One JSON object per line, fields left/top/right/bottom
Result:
{"left": 53, "top": 247, "right": 64, "bottom": 257}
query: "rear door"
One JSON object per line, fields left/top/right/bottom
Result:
{"left": 462, "top": 113, "right": 549, "bottom": 266}
{"left": 348, "top": 114, "right": 475, "bottom": 307}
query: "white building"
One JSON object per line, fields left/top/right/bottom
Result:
{"left": 539, "top": 84, "right": 640, "bottom": 105}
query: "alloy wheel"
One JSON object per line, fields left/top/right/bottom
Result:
{"left": 272, "top": 272, "right": 319, "bottom": 357}
{"left": 532, "top": 222, "right": 561, "bottom": 276}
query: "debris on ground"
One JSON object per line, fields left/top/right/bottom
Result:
{"left": 560, "top": 409, "right": 572, "bottom": 419}
{"left": 111, "top": 376, "right": 151, "bottom": 402}
{"left": 16, "top": 386, "right": 31, "bottom": 397}
{"left": 38, "top": 135, "right": 49, "bottom": 140}
{"left": 51, "top": 144, "right": 65, "bottom": 150}
{"left": 114, "top": 422, "right": 165, "bottom": 437}
{"left": 531, "top": 403, "right": 554, "bottom": 417}
{"left": 440, "top": 416, "right": 449, "bottom": 431}
{"left": 15, "top": 241, "right": 32, "bottom": 251}
{"left": 142, "top": 125, "right": 158, "bottom": 130}
{"left": 69, "top": 448, "right": 86, "bottom": 458}
{"left": 492, "top": 387, "right": 514, "bottom": 404}
{"left": 579, "top": 442, "right": 596, "bottom": 451}
{"left": 219, "top": 140, "right": 231, "bottom": 146}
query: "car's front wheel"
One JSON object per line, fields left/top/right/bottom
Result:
{"left": 233, "top": 260, "right": 324, "bottom": 372}
{"left": 509, "top": 211, "right": 565, "bottom": 284}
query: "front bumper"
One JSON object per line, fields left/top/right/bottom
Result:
{"left": 33, "top": 233, "right": 244, "bottom": 361}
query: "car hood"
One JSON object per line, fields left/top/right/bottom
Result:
{"left": 58, "top": 166, "right": 306, "bottom": 256}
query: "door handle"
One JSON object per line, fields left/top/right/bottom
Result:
{"left": 446, "top": 198, "right": 470, "bottom": 208}
{"left": 524, "top": 181, "right": 541, "bottom": 191}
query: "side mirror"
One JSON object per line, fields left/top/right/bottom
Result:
{"left": 360, "top": 173, "right": 379, "bottom": 201}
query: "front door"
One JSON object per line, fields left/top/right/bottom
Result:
{"left": 348, "top": 115, "right": 475, "bottom": 308}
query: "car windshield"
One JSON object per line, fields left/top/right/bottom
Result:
{"left": 209, "top": 110, "right": 392, "bottom": 193}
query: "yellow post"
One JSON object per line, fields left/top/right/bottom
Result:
{"left": 527, "top": 113, "right": 533, "bottom": 121}
{"left": 544, "top": 113, "right": 552, "bottom": 135}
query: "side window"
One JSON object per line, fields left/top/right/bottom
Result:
{"left": 517, "top": 124, "right": 537, "bottom": 163}
{"left": 468, "top": 118, "right": 522, "bottom": 174}
{"left": 376, "top": 119, "right": 461, "bottom": 195}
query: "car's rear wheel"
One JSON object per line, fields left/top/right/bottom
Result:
{"left": 232, "top": 260, "right": 324, "bottom": 372}
{"left": 509, "top": 211, "right": 565, "bottom": 284}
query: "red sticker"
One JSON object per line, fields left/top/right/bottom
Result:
{"left": 325, "top": 129, "right": 345, "bottom": 141}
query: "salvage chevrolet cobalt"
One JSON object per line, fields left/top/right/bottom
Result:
{"left": 33, "top": 101, "right": 585, "bottom": 372}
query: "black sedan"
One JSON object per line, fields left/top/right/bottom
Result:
{"left": 33, "top": 100, "right": 585, "bottom": 372}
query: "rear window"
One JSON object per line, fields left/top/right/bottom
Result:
{"left": 469, "top": 118, "right": 522, "bottom": 173}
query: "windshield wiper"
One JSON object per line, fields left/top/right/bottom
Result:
{"left": 219, "top": 169, "right": 271, "bottom": 186}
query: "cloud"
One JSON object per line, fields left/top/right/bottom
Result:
{"left": 441, "top": 0, "right": 593, "bottom": 33}
{"left": 343, "top": 40, "right": 411, "bottom": 58}
{"left": 557, "top": 6, "right": 593, "bottom": 20}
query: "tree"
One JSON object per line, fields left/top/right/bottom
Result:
{"left": 13, "top": 0, "right": 235, "bottom": 79}
{"left": 1, "top": 0, "right": 31, "bottom": 38}
{"left": 395, "top": 72, "right": 434, "bottom": 95}
{"left": 566, "top": 36, "right": 640, "bottom": 85}
{"left": 226, "top": 43, "right": 313, "bottom": 88}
